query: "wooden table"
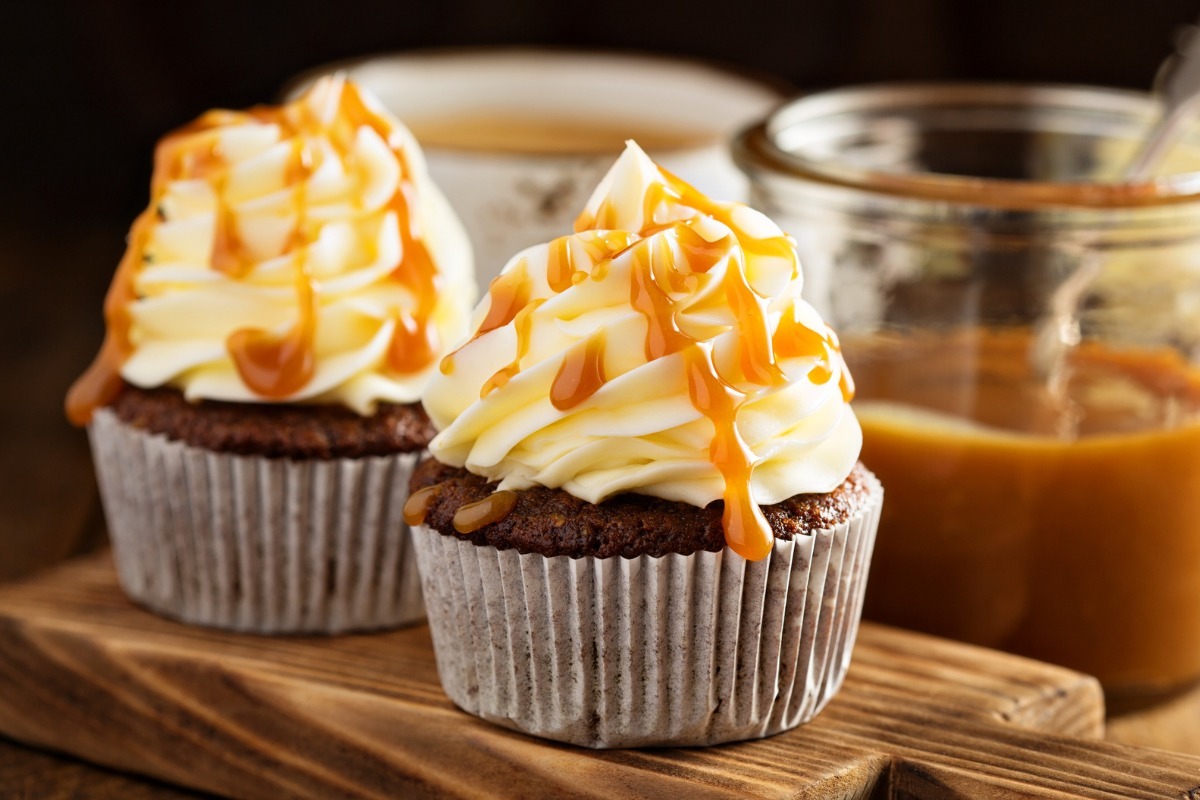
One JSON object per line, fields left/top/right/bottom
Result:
{"left": 6, "top": 223, "right": 1200, "bottom": 796}
{"left": 0, "top": 222, "right": 200, "bottom": 796}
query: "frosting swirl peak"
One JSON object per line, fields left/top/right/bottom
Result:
{"left": 67, "top": 77, "right": 473, "bottom": 424}
{"left": 424, "top": 142, "right": 860, "bottom": 560}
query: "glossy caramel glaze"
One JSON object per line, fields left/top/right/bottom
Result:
{"left": 67, "top": 80, "right": 444, "bottom": 425}
{"left": 440, "top": 162, "right": 854, "bottom": 560}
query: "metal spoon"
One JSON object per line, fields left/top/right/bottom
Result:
{"left": 1125, "top": 20, "right": 1200, "bottom": 180}
{"left": 1036, "top": 20, "right": 1200, "bottom": 434}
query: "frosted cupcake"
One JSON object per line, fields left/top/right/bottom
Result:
{"left": 66, "top": 77, "right": 474, "bottom": 633}
{"left": 407, "top": 142, "right": 882, "bottom": 747}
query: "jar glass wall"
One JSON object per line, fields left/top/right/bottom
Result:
{"left": 736, "top": 84, "right": 1200, "bottom": 697}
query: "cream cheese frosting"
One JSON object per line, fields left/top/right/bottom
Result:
{"left": 423, "top": 142, "right": 861, "bottom": 560}
{"left": 67, "top": 76, "right": 473, "bottom": 423}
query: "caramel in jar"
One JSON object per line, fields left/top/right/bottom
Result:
{"left": 851, "top": 328, "right": 1200, "bottom": 691}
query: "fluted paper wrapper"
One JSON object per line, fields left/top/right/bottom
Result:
{"left": 412, "top": 476, "right": 882, "bottom": 748}
{"left": 88, "top": 409, "right": 424, "bottom": 633}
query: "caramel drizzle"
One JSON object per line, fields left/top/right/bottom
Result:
{"left": 386, "top": 181, "right": 442, "bottom": 374}
{"left": 64, "top": 214, "right": 153, "bottom": 426}
{"left": 402, "top": 482, "right": 519, "bottom": 532}
{"left": 439, "top": 259, "right": 531, "bottom": 377}
{"left": 551, "top": 333, "right": 607, "bottom": 411}
{"left": 481, "top": 299, "right": 544, "bottom": 397}
{"left": 442, "top": 159, "right": 854, "bottom": 561}
{"left": 403, "top": 484, "right": 441, "bottom": 526}
{"left": 66, "top": 79, "right": 441, "bottom": 424}
{"left": 624, "top": 234, "right": 775, "bottom": 560}
{"left": 773, "top": 312, "right": 855, "bottom": 402}
{"left": 684, "top": 347, "right": 772, "bottom": 561}
{"left": 227, "top": 141, "right": 316, "bottom": 397}
{"left": 453, "top": 491, "right": 518, "bottom": 533}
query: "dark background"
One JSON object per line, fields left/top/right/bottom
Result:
{"left": 2, "top": 0, "right": 1197, "bottom": 577}
{"left": 6, "top": 0, "right": 1199, "bottom": 229}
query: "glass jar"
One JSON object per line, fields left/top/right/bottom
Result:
{"left": 735, "top": 84, "right": 1200, "bottom": 698}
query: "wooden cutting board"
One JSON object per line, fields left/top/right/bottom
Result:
{"left": 0, "top": 553, "right": 1197, "bottom": 799}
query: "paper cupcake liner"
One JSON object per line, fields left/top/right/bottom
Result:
{"left": 411, "top": 475, "right": 882, "bottom": 748}
{"left": 89, "top": 409, "right": 424, "bottom": 634}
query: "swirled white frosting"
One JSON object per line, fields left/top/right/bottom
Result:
{"left": 118, "top": 77, "right": 474, "bottom": 413}
{"left": 424, "top": 143, "right": 860, "bottom": 531}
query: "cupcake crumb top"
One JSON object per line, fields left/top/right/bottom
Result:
{"left": 109, "top": 384, "right": 434, "bottom": 460}
{"left": 408, "top": 457, "right": 874, "bottom": 559}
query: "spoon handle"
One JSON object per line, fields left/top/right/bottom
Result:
{"left": 1125, "top": 21, "right": 1200, "bottom": 180}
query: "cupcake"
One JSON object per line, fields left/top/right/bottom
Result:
{"left": 65, "top": 77, "right": 474, "bottom": 633}
{"left": 407, "top": 142, "right": 882, "bottom": 747}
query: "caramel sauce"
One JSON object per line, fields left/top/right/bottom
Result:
{"left": 403, "top": 484, "right": 441, "bottom": 526}
{"left": 64, "top": 214, "right": 152, "bottom": 425}
{"left": 481, "top": 299, "right": 544, "bottom": 397}
{"left": 67, "top": 79, "right": 442, "bottom": 424}
{"left": 439, "top": 264, "right": 534, "bottom": 378}
{"left": 629, "top": 240, "right": 690, "bottom": 361}
{"left": 684, "top": 348, "right": 773, "bottom": 561}
{"left": 773, "top": 312, "right": 855, "bottom": 402}
{"left": 453, "top": 491, "right": 518, "bottom": 533}
{"left": 551, "top": 333, "right": 607, "bottom": 410}
{"left": 228, "top": 141, "right": 316, "bottom": 398}
{"left": 546, "top": 236, "right": 578, "bottom": 294}
{"left": 441, "top": 157, "right": 851, "bottom": 561}
{"left": 337, "top": 81, "right": 415, "bottom": 176}
{"left": 477, "top": 261, "right": 532, "bottom": 338}
{"left": 386, "top": 182, "right": 442, "bottom": 374}
{"left": 210, "top": 193, "right": 254, "bottom": 278}
{"left": 723, "top": 256, "right": 784, "bottom": 387}
{"left": 851, "top": 329, "right": 1200, "bottom": 687}
{"left": 227, "top": 258, "right": 317, "bottom": 397}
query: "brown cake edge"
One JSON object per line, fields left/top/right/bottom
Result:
{"left": 409, "top": 458, "right": 876, "bottom": 559}
{"left": 106, "top": 383, "right": 435, "bottom": 460}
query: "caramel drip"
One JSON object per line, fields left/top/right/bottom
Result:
{"left": 551, "top": 333, "right": 607, "bottom": 410}
{"left": 68, "top": 123, "right": 236, "bottom": 424}
{"left": 64, "top": 214, "right": 154, "bottom": 425}
{"left": 546, "top": 232, "right": 638, "bottom": 294}
{"left": 444, "top": 262, "right": 533, "bottom": 389}
{"left": 227, "top": 141, "right": 316, "bottom": 398}
{"left": 658, "top": 165, "right": 798, "bottom": 270}
{"left": 724, "top": 261, "right": 783, "bottom": 386}
{"left": 449, "top": 158, "right": 848, "bottom": 562}
{"left": 68, "top": 80, "right": 444, "bottom": 426}
{"left": 210, "top": 191, "right": 254, "bottom": 278}
{"left": 630, "top": 239, "right": 690, "bottom": 361}
{"left": 582, "top": 231, "right": 637, "bottom": 284}
{"left": 478, "top": 262, "right": 532, "bottom": 338}
{"left": 684, "top": 348, "right": 772, "bottom": 561}
{"left": 773, "top": 312, "right": 856, "bottom": 401}
{"left": 673, "top": 223, "right": 728, "bottom": 276}
{"left": 546, "top": 236, "right": 578, "bottom": 294}
{"left": 156, "top": 125, "right": 226, "bottom": 192}
{"left": 627, "top": 241, "right": 772, "bottom": 560}
{"left": 589, "top": 256, "right": 611, "bottom": 282}
{"left": 403, "top": 484, "right": 441, "bottom": 526}
{"left": 674, "top": 219, "right": 787, "bottom": 389}
{"left": 337, "top": 81, "right": 415, "bottom": 176}
{"left": 574, "top": 163, "right": 798, "bottom": 274}
{"left": 387, "top": 181, "right": 442, "bottom": 374}
{"left": 481, "top": 299, "right": 544, "bottom": 397}
{"left": 453, "top": 491, "right": 518, "bottom": 533}
{"left": 227, "top": 254, "right": 317, "bottom": 398}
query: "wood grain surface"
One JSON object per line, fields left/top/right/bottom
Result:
{"left": 0, "top": 553, "right": 1197, "bottom": 800}
{"left": 0, "top": 735, "right": 210, "bottom": 800}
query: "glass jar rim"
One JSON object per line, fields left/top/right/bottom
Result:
{"left": 735, "top": 82, "right": 1200, "bottom": 211}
